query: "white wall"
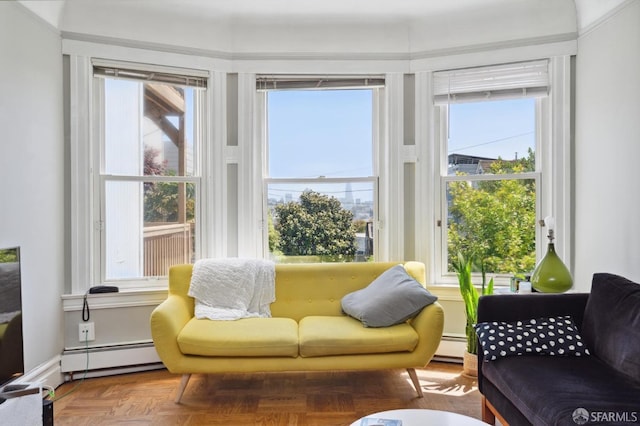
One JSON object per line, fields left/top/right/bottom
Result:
{"left": 0, "top": 3, "right": 65, "bottom": 379}
{"left": 573, "top": 0, "right": 640, "bottom": 290}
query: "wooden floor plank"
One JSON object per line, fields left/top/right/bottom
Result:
{"left": 53, "top": 362, "right": 481, "bottom": 425}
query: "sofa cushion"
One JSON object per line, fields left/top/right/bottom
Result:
{"left": 177, "top": 317, "right": 299, "bottom": 357}
{"left": 582, "top": 273, "right": 640, "bottom": 384}
{"left": 341, "top": 265, "right": 437, "bottom": 327}
{"left": 298, "top": 316, "right": 418, "bottom": 357}
{"left": 475, "top": 315, "right": 590, "bottom": 361}
{"left": 483, "top": 355, "right": 640, "bottom": 425}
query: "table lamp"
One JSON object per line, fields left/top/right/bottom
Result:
{"left": 530, "top": 216, "right": 573, "bottom": 293}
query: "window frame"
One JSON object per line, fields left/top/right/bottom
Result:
{"left": 417, "top": 56, "right": 571, "bottom": 286}
{"left": 434, "top": 90, "right": 547, "bottom": 287}
{"left": 257, "top": 81, "right": 386, "bottom": 262}
{"left": 75, "top": 59, "right": 211, "bottom": 291}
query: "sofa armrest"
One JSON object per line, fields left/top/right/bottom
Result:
{"left": 476, "top": 292, "right": 589, "bottom": 394}
{"left": 150, "top": 294, "right": 193, "bottom": 372}
{"left": 409, "top": 301, "right": 445, "bottom": 364}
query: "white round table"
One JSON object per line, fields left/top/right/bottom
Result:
{"left": 351, "top": 409, "right": 489, "bottom": 426}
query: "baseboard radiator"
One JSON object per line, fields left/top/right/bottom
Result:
{"left": 58, "top": 337, "right": 462, "bottom": 381}
{"left": 433, "top": 335, "right": 466, "bottom": 363}
{"left": 60, "top": 342, "right": 164, "bottom": 380}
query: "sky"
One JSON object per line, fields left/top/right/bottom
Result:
{"left": 268, "top": 89, "right": 373, "bottom": 178}
{"left": 267, "top": 89, "right": 375, "bottom": 203}
{"left": 266, "top": 89, "right": 536, "bottom": 203}
{"left": 448, "top": 98, "right": 536, "bottom": 161}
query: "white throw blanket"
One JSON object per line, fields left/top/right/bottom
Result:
{"left": 188, "top": 258, "right": 275, "bottom": 320}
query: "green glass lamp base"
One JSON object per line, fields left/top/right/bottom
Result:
{"left": 531, "top": 243, "right": 573, "bottom": 293}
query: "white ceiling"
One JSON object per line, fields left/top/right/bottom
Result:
{"left": 18, "top": 0, "right": 524, "bottom": 26}
{"left": 19, "top": 0, "right": 629, "bottom": 31}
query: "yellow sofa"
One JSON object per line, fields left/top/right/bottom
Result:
{"left": 150, "top": 261, "right": 444, "bottom": 403}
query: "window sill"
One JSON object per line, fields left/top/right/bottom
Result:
{"left": 426, "top": 283, "right": 511, "bottom": 301}
{"left": 61, "top": 283, "right": 511, "bottom": 311}
{"left": 62, "top": 287, "right": 168, "bottom": 312}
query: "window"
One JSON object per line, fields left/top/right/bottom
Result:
{"left": 433, "top": 61, "right": 549, "bottom": 281}
{"left": 259, "top": 77, "right": 383, "bottom": 262}
{"left": 93, "top": 62, "right": 206, "bottom": 285}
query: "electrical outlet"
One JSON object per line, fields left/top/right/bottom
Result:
{"left": 78, "top": 322, "right": 95, "bottom": 342}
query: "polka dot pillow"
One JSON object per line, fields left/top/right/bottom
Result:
{"left": 474, "top": 315, "right": 591, "bottom": 361}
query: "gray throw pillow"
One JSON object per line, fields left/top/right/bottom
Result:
{"left": 341, "top": 265, "right": 438, "bottom": 327}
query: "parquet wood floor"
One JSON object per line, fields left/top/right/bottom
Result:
{"left": 53, "top": 362, "right": 481, "bottom": 425}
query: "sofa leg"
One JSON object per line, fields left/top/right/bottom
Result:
{"left": 175, "top": 374, "right": 192, "bottom": 404}
{"left": 482, "top": 396, "right": 496, "bottom": 424}
{"left": 406, "top": 368, "right": 424, "bottom": 398}
{"left": 482, "top": 395, "right": 511, "bottom": 426}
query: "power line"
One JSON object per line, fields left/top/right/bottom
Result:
{"left": 448, "top": 131, "right": 534, "bottom": 154}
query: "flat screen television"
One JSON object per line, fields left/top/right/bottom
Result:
{"left": 0, "top": 247, "right": 24, "bottom": 387}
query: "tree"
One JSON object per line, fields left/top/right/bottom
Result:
{"left": 353, "top": 219, "right": 367, "bottom": 233}
{"left": 0, "top": 249, "right": 18, "bottom": 263}
{"left": 274, "top": 190, "right": 357, "bottom": 258}
{"left": 144, "top": 177, "right": 195, "bottom": 223}
{"left": 267, "top": 212, "right": 280, "bottom": 254}
{"left": 144, "top": 146, "right": 167, "bottom": 177}
{"left": 143, "top": 145, "right": 194, "bottom": 223}
{"left": 448, "top": 149, "right": 536, "bottom": 274}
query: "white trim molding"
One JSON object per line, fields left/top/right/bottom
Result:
{"left": 380, "top": 73, "right": 405, "bottom": 261}
{"left": 236, "top": 73, "right": 264, "bottom": 258}
{"left": 577, "top": 0, "right": 636, "bottom": 37}
{"left": 14, "top": 356, "right": 64, "bottom": 391}
{"left": 69, "top": 54, "right": 94, "bottom": 294}
{"left": 62, "top": 289, "right": 168, "bottom": 312}
{"left": 414, "top": 71, "right": 437, "bottom": 282}
{"left": 204, "top": 70, "right": 227, "bottom": 259}
{"left": 547, "top": 55, "right": 573, "bottom": 266}
{"left": 410, "top": 39, "right": 577, "bottom": 73}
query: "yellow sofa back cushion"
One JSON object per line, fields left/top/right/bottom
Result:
{"left": 270, "top": 261, "right": 425, "bottom": 321}
{"left": 168, "top": 261, "right": 426, "bottom": 322}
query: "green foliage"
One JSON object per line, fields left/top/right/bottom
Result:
{"left": 448, "top": 149, "right": 536, "bottom": 275}
{"left": 144, "top": 180, "right": 195, "bottom": 223}
{"left": 353, "top": 219, "right": 367, "bottom": 233}
{"left": 274, "top": 190, "right": 357, "bottom": 258}
{"left": 143, "top": 145, "right": 194, "bottom": 223}
{"left": 452, "top": 252, "right": 494, "bottom": 354}
{"left": 267, "top": 212, "right": 280, "bottom": 254}
{"left": 0, "top": 249, "right": 18, "bottom": 263}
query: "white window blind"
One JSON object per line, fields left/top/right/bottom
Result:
{"left": 92, "top": 59, "right": 208, "bottom": 89}
{"left": 256, "top": 75, "right": 385, "bottom": 91}
{"left": 433, "top": 60, "right": 549, "bottom": 104}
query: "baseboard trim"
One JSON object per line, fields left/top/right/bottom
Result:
{"left": 14, "top": 356, "right": 64, "bottom": 390}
